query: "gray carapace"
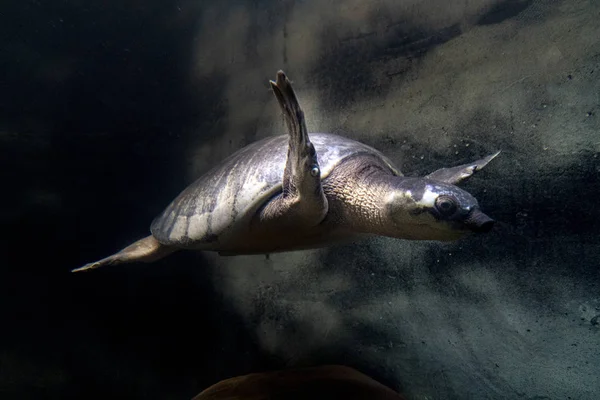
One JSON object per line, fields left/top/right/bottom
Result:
{"left": 73, "top": 71, "right": 499, "bottom": 272}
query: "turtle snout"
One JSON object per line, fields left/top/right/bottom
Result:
{"left": 465, "top": 209, "right": 495, "bottom": 233}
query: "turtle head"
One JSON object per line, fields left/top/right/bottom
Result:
{"left": 384, "top": 178, "right": 494, "bottom": 241}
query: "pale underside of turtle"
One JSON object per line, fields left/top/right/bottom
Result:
{"left": 73, "top": 71, "right": 498, "bottom": 272}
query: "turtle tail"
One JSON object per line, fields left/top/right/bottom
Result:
{"left": 72, "top": 235, "right": 176, "bottom": 272}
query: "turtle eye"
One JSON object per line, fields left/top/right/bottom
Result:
{"left": 310, "top": 166, "right": 320, "bottom": 177}
{"left": 435, "top": 195, "right": 458, "bottom": 216}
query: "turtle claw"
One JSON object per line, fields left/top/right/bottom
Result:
{"left": 72, "top": 251, "right": 121, "bottom": 272}
{"left": 71, "top": 260, "right": 107, "bottom": 273}
{"left": 71, "top": 263, "right": 97, "bottom": 273}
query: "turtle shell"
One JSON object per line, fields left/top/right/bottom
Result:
{"left": 150, "top": 133, "right": 401, "bottom": 247}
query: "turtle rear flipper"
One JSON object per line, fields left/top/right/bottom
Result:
{"left": 259, "top": 71, "right": 328, "bottom": 226}
{"left": 72, "top": 235, "right": 175, "bottom": 272}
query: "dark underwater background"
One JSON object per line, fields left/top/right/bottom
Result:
{"left": 1, "top": 0, "right": 599, "bottom": 399}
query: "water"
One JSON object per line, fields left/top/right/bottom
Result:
{"left": 1, "top": 0, "right": 599, "bottom": 399}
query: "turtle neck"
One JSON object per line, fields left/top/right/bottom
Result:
{"left": 321, "top": 154, "right": 400, "bottom": 236}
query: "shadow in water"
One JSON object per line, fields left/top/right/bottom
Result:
{"left": 0, "top": 1, "right": 257, "bottom": 399}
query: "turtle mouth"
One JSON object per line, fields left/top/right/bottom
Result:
{"left": 465, "top": 209, "right": 495, "bottom": 233}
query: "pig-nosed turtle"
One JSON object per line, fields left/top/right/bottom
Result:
{"left": 73, "top": 71, "right": 498, "bottom": 272}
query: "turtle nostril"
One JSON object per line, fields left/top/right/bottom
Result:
{"left": 475, "top": 219, "right": 495, "bottom": 233}
{"left": 466, "top": 209, "right": 495, "bottom": 233}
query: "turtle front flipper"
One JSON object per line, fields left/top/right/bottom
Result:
{"left": 425, "top": 151, "right": 500, "bottom": 185}
{"left": 259, "top": 71, "right": 328, "bottom": 226}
